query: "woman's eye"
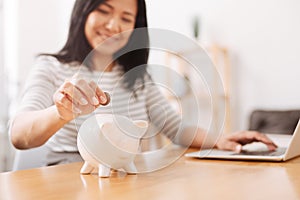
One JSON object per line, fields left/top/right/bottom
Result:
{"left": 122, "top": 18, "right": 133, "bottom": 23}
{"left": 97, "top": 8, "right": 110, "bottom": 14}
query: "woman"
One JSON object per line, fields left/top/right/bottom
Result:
{"left": 10, "top": 0, "right": 277, "bottom": 166}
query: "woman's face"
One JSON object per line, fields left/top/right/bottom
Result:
{"left": 85, "top": 0, "right": 137, "bottom": 55}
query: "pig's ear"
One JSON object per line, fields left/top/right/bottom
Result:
{"left": 100, "top": 122, "right": 115, "bottom": 137}
{"left": 133, "top": 120, "right": 148, "bottom": 128}
{"left": 132, "top": 120, "right": 148, "bottom": 138}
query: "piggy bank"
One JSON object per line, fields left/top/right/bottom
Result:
{"left": 77, "top": 114, "right": 148, "bottom": 177}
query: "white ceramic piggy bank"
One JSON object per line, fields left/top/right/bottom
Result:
{"left": 77, "top": 114, "right": 148, "bottom": 177}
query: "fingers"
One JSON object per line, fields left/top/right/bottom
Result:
{"left": 229, "top": 131, "right": 278, "bottom": 151}
{"left": 216, "top": 139, "right": 242, "bottom": 152}
{"left": 53, "top": 92, "right": 81, "bottom": 114}
{"left": 59, "top": 81, "right": 88, "bottom": 106}
{"left": 70, "top": 79, "right": 99, "bottom": 106}
{"left": 62, "top": 77, "right": 110, "bottom": 106}
{"left": 247, "top": 131, "right": 277, "bottom": 150}
{"left": 88, "top": 81, "right": 109, "bottom": 105}
{"left": 54, "top": 74, "right": 111, "bottom": 121}
{"left": 259, "top": 134, "right": 278, "bottom": 151}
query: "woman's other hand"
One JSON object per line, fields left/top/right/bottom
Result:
{"left": 215, "top": 131, "right": 278, "bottom": 152}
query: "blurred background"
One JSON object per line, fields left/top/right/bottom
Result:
{"left": 1, "top": 0, "right": 300, "bottom": 172}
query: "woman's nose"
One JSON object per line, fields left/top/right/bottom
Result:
{"left": 105, "top": 17, "right": 120, "bottom": 33}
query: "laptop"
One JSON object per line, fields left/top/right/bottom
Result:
{"left": 185, "top": 119, "right": 300, "bottom": 162}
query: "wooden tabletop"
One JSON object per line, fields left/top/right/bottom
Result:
{"left": 1, "top": 148, "right": 300, "bottom": 200}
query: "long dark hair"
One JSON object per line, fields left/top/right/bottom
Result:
{"left": 45, "top": 0, "right": 149, "bottom": 91}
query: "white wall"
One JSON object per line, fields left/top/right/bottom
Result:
{"left": 146, "top": 0, "right": 300, "bottom": 130}
{"left": 17, "top": 0, "right": 75, "bottom": 85}
{"left": 0, "top": 0, "right": 6, "bottom": 172}
{"left": 0, "top": 0, "right": 5, "bottom": 118}
{"left": 0, "top": 0, "right": 5, "bottom": 117}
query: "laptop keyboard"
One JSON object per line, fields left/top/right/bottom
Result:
{"left": 233, "top": 147, "right": 287, "bottom": 156}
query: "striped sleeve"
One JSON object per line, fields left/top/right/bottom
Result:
{"left": 18, "top": 56, "right": 57, "bottom": 112}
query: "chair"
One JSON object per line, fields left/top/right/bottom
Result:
{"left": 8, "top": 119, "right": 49, "bottom": 171}
{"left": 12, "top": 145, "right": 48, "bottom": 171}
{"left": 249, "top": 109, "right": 300, "bottom": 135}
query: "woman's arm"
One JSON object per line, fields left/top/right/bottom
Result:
{"left": 11, "top": 78, "right": 108, "bottom": 150}
{"left": 10, "top": 106, "right": 69, "bottom": 149}
{"left": 10, "top": 57, "right": 108, "bottom": 150}
{"left": 178, "top": 126, "right": 214, "bottom": 148}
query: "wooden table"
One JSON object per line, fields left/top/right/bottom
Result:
{"left": 1, "top": 148, "right": 300, "bottom": 200}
